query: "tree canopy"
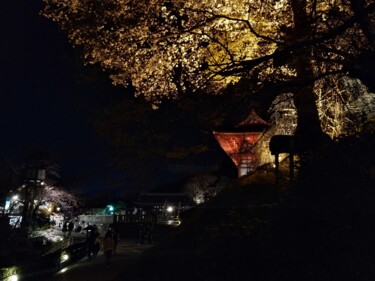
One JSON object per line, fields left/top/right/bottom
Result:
{"left": 42, "top": 0, "right": 375, "bottom": 145}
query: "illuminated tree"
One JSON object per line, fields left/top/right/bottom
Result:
{"left": 7, "top": 153, "right": 80, "bottom": 228}
{"left": 5, "top": 183, "right": 79, "bottom": 231}
{"left": 32, "top": 184, "right": 79, "bottom": 217}
{"left": 183, "top": 173, "right": 227, "bottom": 204}
{"left": 42, "top": 0, "right": 375, "bottom": 148}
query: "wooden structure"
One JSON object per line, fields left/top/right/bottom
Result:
{"left": 213, "top": 110, "right": 270, "bottom": 177}
{"left": 269, "top": 135, "right": 296, "bottom": 181}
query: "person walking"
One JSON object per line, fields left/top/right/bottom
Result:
{"left": 86, "top": 229, "right": 96, "bottom": 259}
{"left": 112, "top": 229, "right": 119, "bottom": 255}
{"left": 93, "top": 231, "right": 102, "bottom": 258}
{"left": 102, "top": 230, "right": 114, "bottom": 268}
{"left": 68, "top": 220, "right": 74, "bottom": 236}
{"left": 138, "top": 223, "right": 145, "bottom": 245}
{"left": 68, "top": 220, "right": 75, "bottom": 245}
{"left": 62, "top": 221, "right": 68, "bottom": 237}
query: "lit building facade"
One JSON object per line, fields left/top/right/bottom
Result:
{"left": 213, "top": 110, "right": 270, "bottom": 177}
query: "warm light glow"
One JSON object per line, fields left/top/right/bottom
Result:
{"left": 2, "top": 267, "right": 18, "bottom": 281}
{"left": 9, "top": 275, "right": 18, "bottom": 281}
{"left": 166, "top": 206, "right": 174, "bottom": 213}
{"left": 12, "top": 195, "right": 18, "bottom": 201}
{"left": 61, "top": 253, "right": 69, "bottom": 263}
{"left": 213, "top": 132, "right": 263, "bottom": 166}
{"left": 41, "top": 0, "right": 284, "bottom": 102}
{"left": 213, "top": 111, "right": 271, "bottom": 177}
{"left": 167, "top": 219, "right": 181, "bottom": 226}
{"left": 41, "top": 0, "right": 375, "bottom": 151}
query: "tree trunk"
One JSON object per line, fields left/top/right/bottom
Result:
{"left": 290, "top": 0, "right": 329, "bottom": 151}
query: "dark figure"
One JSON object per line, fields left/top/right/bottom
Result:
{"left": 62, "top": 221, "right": 68, "bottom": 237}
{"left": 138, "top": 223, "right": 146, "bottom": 245}
{"left": 93, "top": 231, "right": 101, "bottom": 258}
{"left": 146, "top": 223, "right": 154, "bottom": 244}
{"left": 103, "top": 230, "right": 114, "bottom": 268}
{"left": 86, "top": 230, "right": 96, "bottom": 259}
{"left": 112, "top": 229, "right": 119, "bottom": 255}
{"left": 68, "top": 221, "right": 74, "bottom": 237}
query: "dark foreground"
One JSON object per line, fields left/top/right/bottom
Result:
{"left": 40, "top": 239, "right": 153, "bottom": 281}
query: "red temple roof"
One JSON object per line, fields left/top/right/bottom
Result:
{"left": 212, "top": 132, "right": 262, "bottom": 165}
{"left": 213, "top": 110, "right": 270, "bottom": 167}
{"left": 235, "top": 109, "right": 270, "bottom": 130}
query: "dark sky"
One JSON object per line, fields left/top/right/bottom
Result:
{"left": 0, "top": 0, "right": 125, "bottom": 195}
{"left": 0, "top": 1, "right": 236, "bottom": 200}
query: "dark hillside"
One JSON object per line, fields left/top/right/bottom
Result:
{"left": 118, "top": 133, "right": 375, "bottom": 281}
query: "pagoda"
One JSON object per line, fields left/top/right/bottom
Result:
{"left": 213, "top": 110, "right": 270, "bottom": 177}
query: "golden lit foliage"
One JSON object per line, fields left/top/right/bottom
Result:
{"left": 40, "top": 1, "right": 299, "bottom": 99}
{"left": 42, "top": 0, "right": 374, "bottom": 136}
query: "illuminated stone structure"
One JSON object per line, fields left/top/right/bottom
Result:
{"left": 213, "top": 110, "right": 270, "bottom": 177}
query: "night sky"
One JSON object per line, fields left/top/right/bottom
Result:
{"left": 0, "top": 1, "right": 129, "bottom": 195}
{"left": 0, "top": 1, "right": 235, "bottom": 199}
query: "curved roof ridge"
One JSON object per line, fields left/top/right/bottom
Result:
{"left": 235, "top": 109, "right": 270, "bottom": 128}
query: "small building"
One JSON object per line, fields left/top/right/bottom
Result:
{"left": 213, "top": 110, "right": 270, "bottom": 177}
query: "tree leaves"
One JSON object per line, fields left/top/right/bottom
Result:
{"left": 42, "top": 0, "right": 375, "bottom": 145}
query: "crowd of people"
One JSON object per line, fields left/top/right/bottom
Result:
{"left": 58, "top": 219, "right": 155, "bottom": 268}
{"left": 138, "top": 222, "right": 154, "bottom": 245}
{"left": 62, "top": 220, "right": 75, "bottom": 237}
{"left": 86, "top": 226, "right": 119, "bottom": 267}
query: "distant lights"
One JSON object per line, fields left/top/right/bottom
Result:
{"left": 60, "top": 253, "right": 69, "bottom": 263}
{"left": 106, "top": 204, "right": 114, "bottom": 214}
{"left": 167, "top": 219, "right": 181, "bottom": 226}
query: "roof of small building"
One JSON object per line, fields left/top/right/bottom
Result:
{"left": 214, "top": 110, "right": 270, "bottom": 133}
{"left": 235, "top": 109, "right": 270, "bottom": 130}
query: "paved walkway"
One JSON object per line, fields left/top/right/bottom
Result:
{"left": 49, "top": 239, "right": 154, "bottom": 281}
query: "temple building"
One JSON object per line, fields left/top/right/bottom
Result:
{"left": 213, "top": 110, "right": 270, "bottom": 177}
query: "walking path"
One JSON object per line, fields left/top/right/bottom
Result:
{"left": 48, "top": 239, "right": 154, "bottom": 281}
